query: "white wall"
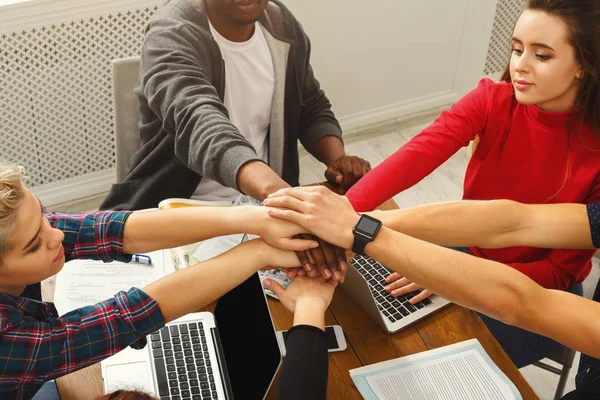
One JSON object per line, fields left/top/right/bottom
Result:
{"left": 282, "top": 0, "right": 497, "bottom": 130}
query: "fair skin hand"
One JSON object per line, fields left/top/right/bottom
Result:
{"left": 264, "top": 187, "right": 600, "bottom": 358}
{"left": 1, "top": 187, "right": 313, "bottom": 297}
{"left": 262, "top": 276, "right": 337, "bottom": 331}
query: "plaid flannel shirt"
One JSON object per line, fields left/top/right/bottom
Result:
{"left": 0, "top": 211, "right": 165, "bottom": 400}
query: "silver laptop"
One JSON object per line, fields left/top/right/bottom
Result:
{"left": 342, "top": 254, "right": 450, "bottom": 334}
{"left": 102, "top": 272, "right": 281, "bottom": 400}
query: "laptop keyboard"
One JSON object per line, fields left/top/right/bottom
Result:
{"left": 351, "top": 254, "right": 432, "bottom": 323}
{"left": 151, "top": 321, "right": 219, "bottom": 400}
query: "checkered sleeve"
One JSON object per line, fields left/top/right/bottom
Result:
{"left": 46, "top": 211, "right": 133, "bottom": 262}
{"left": 0, "top": 288, "right": 164, "bottom": 390}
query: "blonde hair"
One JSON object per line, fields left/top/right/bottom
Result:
{"left": 0, "top": 164, "right": 25, "bottom": 259}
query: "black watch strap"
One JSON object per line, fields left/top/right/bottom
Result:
{"left": 352, "top": 233, "right": 371, "bottom": 255}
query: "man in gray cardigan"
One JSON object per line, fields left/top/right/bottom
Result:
{"left": 101, "top": 0, "right": 370, "bottom": 211}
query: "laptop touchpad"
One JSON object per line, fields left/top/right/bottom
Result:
{"left": 104, "top": 361, "right": 153, "bottom": 394}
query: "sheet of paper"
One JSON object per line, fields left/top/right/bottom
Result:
{"left": 54, "top": 250, "right": 165, "bottom": 315}
{"left": 191, "top": 234, "right": 245, "bottom": 263}
{"left": 350, "top": 339, "right": 521, "bottom": 400}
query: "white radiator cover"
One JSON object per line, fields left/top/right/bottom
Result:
{"left": 484, "top": 0, "right": 524, "bottom": 77}
{"left": 1, "top": 0, "right": 163, "bottom": 205}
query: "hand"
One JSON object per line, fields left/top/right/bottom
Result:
{"left": 262, "top": 276, "right": 338, "bottom": 315}
{"left": 255, "top": 239, "right": 302, "bottom": 270}
{"left": 324, "top": 155, "right": 371, "bottom": 194}
{"left": 263, "top": 186, "right": 359, "bottom": 249}
{"left": 249, "top": 207, "right": 319, "bottom": 252}
{"left": 293, "top": 235, "right": 348, "bottom": 282}
{"left": 384, "top": 272, "right": 433, "bottom": 303}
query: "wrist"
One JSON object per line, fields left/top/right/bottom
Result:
{"left": 260, "top": 180, "right": 290, "bottom": 201}
{"left": 344, "top": 214, "right": 360, "bottom": 249}
{"left": 250, "top": 239, "right": 272, "bottom": 269}
{"left": 242, "top": 206, "right": 269, "bottom": 236}
{"left": 293, "top": 300, "right": 327, "bottom": 330}
{"left": 316, "top": 136, "right": 345, "bottom": 166}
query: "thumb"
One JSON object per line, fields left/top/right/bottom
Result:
{"left": 324, "top": 166, "right": 342, "bottom": 184}
{"left": 263, "top": 278, "right": 286, "bottom": 299}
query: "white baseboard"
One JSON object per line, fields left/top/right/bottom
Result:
{"left": 338, "top": 90, "right": 459, "bottom": 132}
{"left": 32, "top": 169, "right": 116, "bottom": 207}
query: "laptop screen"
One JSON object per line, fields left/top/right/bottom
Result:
{"left": 214, "top": 271, "right": 281, "bottom": 399}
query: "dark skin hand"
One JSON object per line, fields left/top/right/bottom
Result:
{"left": 289, "top": 235, "right": 348, "bottom": 282}
{"left": 325, "top": 155, "right": 372, "bottom": 195}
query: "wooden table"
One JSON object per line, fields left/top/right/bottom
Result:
{"left": 50, "top": 197, "right": 538, "bottom": 400}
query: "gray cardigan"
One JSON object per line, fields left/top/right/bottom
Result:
{"left": 101, "top": 0, "right": 342, "bottom": 210}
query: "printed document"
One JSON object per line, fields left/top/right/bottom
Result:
{"left": 350, "top": 339, "right": 521, "bottom": 400}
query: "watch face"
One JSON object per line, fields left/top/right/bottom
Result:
{"left": 355, "top": 215, "right": 381, "bottom": 236}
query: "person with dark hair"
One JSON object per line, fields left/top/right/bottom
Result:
{"left": 101, "top": 0, "right": 370, "bottom": 282}
{"left": 265, "top": 186, "right": 600, "bottom": 399}
{"left": 344, "top": 0, "right": 600, "bottom": 368}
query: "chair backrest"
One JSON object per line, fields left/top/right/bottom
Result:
{"left": 112, "top": 57, "right": 141, "bottom": 183}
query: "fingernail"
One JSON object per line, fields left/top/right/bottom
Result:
{"left": 324, "top": 269, "right": 332, "bottom": 279}
{"left": 334, "top": 271, "right": 341, "bottom": 280}
{"left": 310, "top": 242, "right": 319, "bottom": 249}
{"left": 305, "top": 264, "right": 312, "bottom": 271}
{"left": 385, "top": 277, "right": 391, "bottom": 282}
{"left": 267, "top": 209, "right": 274, "bottom": 215}
{"left": 262, "top": 279, "right": 271, "bottom": 288}
{"left": 340, "top": 261, "right": 347, "bottom": 269}
{"left": 385, "top": 285, "right": 391, "bottom": 291}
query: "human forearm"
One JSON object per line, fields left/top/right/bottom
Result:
{"left": 369, "top": 200, "right": 592, "bottom": 249}
{"left": 366, "top": 229, "right": 600, "bottom": 357}
{"left": 144, "top": 239, "right": 298, "bottom": 322}
{"left": 123, "top": 206, "right": 270, "bottom": 254}
{"left": 292, "top": 299, "right": 327, "bottom": 330}
{"left": 237, "top": 160, "right": 290, "bottom": 201}
{"left": 365, "top": 227, "right": 536, "bottom": 323}
{"left": 519, "top": 289, "right": 600, "bottom": 358}
{"left": 315, "top": 136, "right": 345, "bottom": 166}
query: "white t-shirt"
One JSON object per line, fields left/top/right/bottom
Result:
{"left": 192, "top": 22, "right": 275, "bottom": 201}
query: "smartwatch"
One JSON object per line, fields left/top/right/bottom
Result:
{"left": 352, "top": 214, "right": 382, "bottom": 255}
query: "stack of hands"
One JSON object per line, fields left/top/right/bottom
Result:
{"left": 252, "top": 186, "right": 429, "bottom": 328}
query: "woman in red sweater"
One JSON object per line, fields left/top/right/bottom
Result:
{"left": 346, "top": 0, "right": 600, "bottom": 367}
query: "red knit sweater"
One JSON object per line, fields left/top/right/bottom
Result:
{"left": 346, "top": 78, "right": 600, "bottom": 289}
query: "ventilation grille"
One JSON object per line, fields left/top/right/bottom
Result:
{"left": 0, "top": 7, "right": 157, "bottom": 188}
{"left": 484, "top": 0, "right": 524, "bottom": 76}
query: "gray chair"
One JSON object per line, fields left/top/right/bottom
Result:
{"left": 112, "top": 57, "right": 141, "bottom": 183}
{"left": 533, "top": 346, "right": 577, "bottom": 400}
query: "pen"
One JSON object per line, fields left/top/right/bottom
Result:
{"left": 132, "top": 254, "right": 153, "bottom": 266}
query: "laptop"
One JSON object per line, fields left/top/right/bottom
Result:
{"left": 101, "top": 272, "right": 281, "bottom": 400}
{"left": 342, "top": 254, "right": 450, "bottom": 334}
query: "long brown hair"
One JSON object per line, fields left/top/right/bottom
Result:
{"left": 501, "top": 0, "right": 600, "bottom": 136}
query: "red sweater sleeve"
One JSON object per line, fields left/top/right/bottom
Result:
{"left": 346, "top": 79, "right": 492, "bottom": 212}
{"left": 505, "top": 179, "right": 600, "bottom": 289}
